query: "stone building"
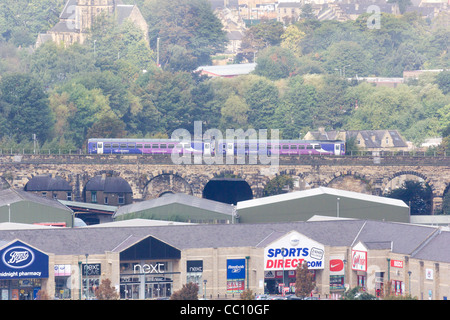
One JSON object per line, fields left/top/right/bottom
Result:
{"left": 83, "top": 175, "right": 133, "bottom": 206}
{"left": 304, "top": 128, "right": 409, "bottom": 152}
{"left": 36, "top": 0, "right": 148, "bottom": 48}
{"left": 23, "top": 174, "right": 73, "bottom": 201}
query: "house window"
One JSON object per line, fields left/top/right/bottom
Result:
{"left": 67, "top": 192, "right": 72, "bottom": 201}
{"left": 91, "top": 191, "right": 97, "bottom": 203}
{"left": 386, "top": 138, "right": 389, "bottom": 144}
{"left": 118, "top": 193, "right": 125, "bottom": 205}
{"left": 104, "top": 197, "right": 108, "bottom": 205}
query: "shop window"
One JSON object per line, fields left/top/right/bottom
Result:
{"left": 357, "top": 275, "right": 366, "bottom": 289}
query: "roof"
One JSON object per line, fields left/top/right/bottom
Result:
{"left": 116, "top": 4, "right": 136, "bottom": 25}
{"left": 237, "top": 187, "right": 409, "bottom": 224}
{"left": 85, "top": 175, "right": 132, "bottom": 193}
{"left": 24, "top": 175, "right": 72, "bottom": 192}
{"left": 195, "top": 63, "right": 256, "bottom": 77}
{"left": 0, "top": 219, "right": 447, "bottom": 263}
{"left": 83, "top": 218, "right": 194, "bottom": 228}
{"left": 59, "top": 200, "right": 117, "bottom": 213}
{"left": 114, "top": 193, "right": 234, "bottom": 218}
{"left": 0, "top": 188, "right": 72, "bottom": 212}
{"left": 237, "top": 187, "right": 408, "bottom": 210}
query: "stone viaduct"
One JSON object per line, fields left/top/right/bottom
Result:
{"left": 0, "top": 154, "right": 449, "bottom": 212}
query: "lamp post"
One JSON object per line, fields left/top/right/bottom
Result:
{"left": 7, "top": 203, "right": 10, "bottom": 222}
{"left": 203, "top": 279, "right": 207, "bottom": 299}
{"left": 408, "top": 271, "right": 412, "bottom": 296}
{"left": 245, "top": 256, "right": 250, "bottom": 290}
{"left": 85, "top": 254, "right": 89, "bottom": 300}
{"left": 78, "top": 261, "right": 82, "bottom": 300}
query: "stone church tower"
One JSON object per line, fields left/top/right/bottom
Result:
{"left": 36, "top": 0, "right": 148, "bottom": 48}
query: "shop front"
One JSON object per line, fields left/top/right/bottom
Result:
{"left": 0, "top": 240, "right": 49, "bottom": 300}
{"left": 118, "top": 235, "right": 181, "bottom": 300}
{"left": 119, "top": 261, "right": 175, "bottom": 299}
{"left": 264, "top": 231, "right": 324, "bottom": 295}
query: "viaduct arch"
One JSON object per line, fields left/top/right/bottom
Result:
{"left": 1, "top": 154, "right": 448, "bottom": 213}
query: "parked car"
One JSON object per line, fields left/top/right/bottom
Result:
{"left": 285, "top": 295, "right": 302, "bottom": 300}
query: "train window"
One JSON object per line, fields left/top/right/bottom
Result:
{"left": 104, "top": 143, "right": 111, "bottom": 148}
{"left": 160, "top": 144, "right": 167, "bottom": 149}
{"left": 314, "top": 145, "right": 321, "bottom": 150}
{"left": 120, "top": 143, "right": 127, "bottom": 148}
{"left": 152, "top": 144, "right": 159, "bottom": 148}
{"left": 112, "top": 143, "right": 119, "bottom": 148}
{"left": 175, "top": 144, "right": 182, "bottom": 149}
{"left": 168, "top": 144, "right": 174, "bottom": 149}
{"left": 282, "top": 145, "right": 289, "bottom": 149}
{"left": 136, "top": 144, "right": 143, "bottom": 148}
{"left": 299, "top": 145, "right": 305, "bottom": 149}
{"left": 144, "top": 144, "right": 151, "bottom": 148}
{"left": 306, "top": 145, "right": 313, "bottom": 149}
{"left": 259, "top": 143, "right": 266, "bottom": 149}
{"left": 290, "top": 145, "right": 297, "bottom": 149}
{"left": 128, "top": 143, "right": 135, "bottom": 148}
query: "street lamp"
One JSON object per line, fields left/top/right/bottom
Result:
{"left": 203, "top": 279, "right": 207, "bottom": 299}
{"left": 408, "top": 271, "right": 412, "bottom": 296}
{"left": 85, "top": 254, "right": 89, "bottom": 300}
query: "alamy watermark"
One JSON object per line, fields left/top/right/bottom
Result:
{"left": 170, "top": 121, "right": 279, "bottom": 171}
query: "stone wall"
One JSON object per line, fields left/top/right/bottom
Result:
{"left": 0, "top": 154, "right": 448, "bottom": 212}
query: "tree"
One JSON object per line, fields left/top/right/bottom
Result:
{"left": 341, "top": 286, "right": 376, "bottom": 300}
{"left": 240, "top": 20, "right": 284, "bottom": 62}
{"left": 274, "top": 77, "right": 318, "bottom": 138}
{"left": 280, "top": 24, "right": 305, "bottom": 57}
{"left": 170, "top": 282, "right": 199, "bottom": 300}
{"left": 295, "top": 261, "right": 315, "bottom": 298}
{"left": 263, "top": 175, "right": 294, "bottom": 196}
{"left": 95, "top": 279, "right": 119, "bottom": 300}
{"left": 245, "top": 77, "right": 279, "bottom": 130}
{"left": 240, "top": 289, "right": 254, "bottom": 300}
{"left": 0, "top": 73, "right": 54, "bottom": 143}
{"left": 254, "top": 46, "right": 301, "bottom": 80}
{"left": 143, "top": 0, "right": 227, "bottom": 70}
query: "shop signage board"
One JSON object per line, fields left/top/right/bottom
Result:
{"left": 390, "top": 260, "right": 403, "bottom": 268}
{"left": 351, "top": 242, "right": 368, "bottom": 272}
{"left": 227, "top": 259, "right": 246, "bottom": 279}
{"left": 0, "top": 240, "right": 49, "bottom": 280}
{"left": 227, "top": 259, "right": 246, "bottom": 293}
{"left": 264, "top": 231, "right": 325, "bottom": 271}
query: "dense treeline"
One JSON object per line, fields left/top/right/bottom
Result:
{"left": 0, "top": 0, "right": 449, "bottom": 152}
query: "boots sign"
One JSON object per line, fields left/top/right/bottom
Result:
{"left": 0, "top": 240, "right": 49, "bottom": 279}
{"left": 264, "top": 231, "right": 325, "bottom": 271}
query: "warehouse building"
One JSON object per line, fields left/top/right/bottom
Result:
{"left": 0, "top": 218, "right": 448, "bottom": 300}
{"left": 113, "top": 193, "right": 235, "bottom": 224}
{"left": 237, "top": 187, "right": 410, "bottom": 223}
{"left": 0, "top": 188, "right": 74, "bottom": 227}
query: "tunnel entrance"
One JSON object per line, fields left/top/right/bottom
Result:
{"left": 203, "top": 178, "right": 253, "bottom": 205}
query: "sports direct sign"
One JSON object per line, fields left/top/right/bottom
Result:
{"left": 264, "top": 231, "right": 325, "bottom": 271}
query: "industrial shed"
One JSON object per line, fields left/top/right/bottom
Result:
{"left": 0, "top": 188, "right": 74, "bottom": 227}
{"left": 236, "top": 187, "right": 410, "bottom": 223}
{"left": 113, "top": 193, "right": 235, "bottom": 224}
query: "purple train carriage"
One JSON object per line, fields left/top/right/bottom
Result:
{"left": 87, "top": 138, "right": 345, "bottom": 156}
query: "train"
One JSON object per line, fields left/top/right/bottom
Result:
{"left": 87, "top": 138, "right": 346, "bottom": 156}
